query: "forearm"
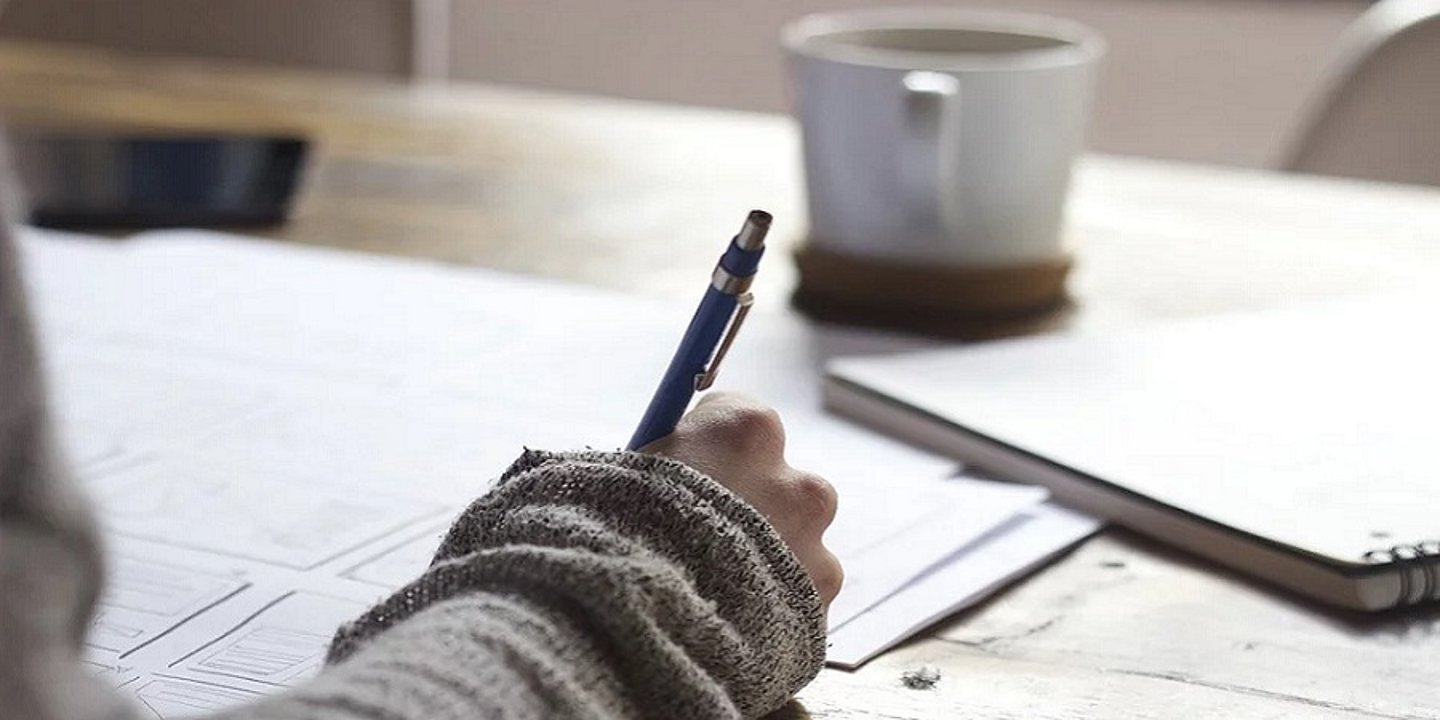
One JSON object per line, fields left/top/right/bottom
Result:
{"left": 228, "top": 450, "right": 826, "bottom": 720}
{"left": 222, "top": 593, "right": 638, "bottom": 720}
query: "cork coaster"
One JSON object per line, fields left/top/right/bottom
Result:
{"left": 792, "top": 244, "right": 1074, "bottom": 339}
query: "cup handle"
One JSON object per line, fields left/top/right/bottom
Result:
{"left": 902, "top": 71, "right": 960, "bottom": 231}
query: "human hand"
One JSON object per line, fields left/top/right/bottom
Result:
{"left": 642, "top": 392, "right": 843, "bottom": 605}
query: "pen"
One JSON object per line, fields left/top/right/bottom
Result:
{"left": 627, "top": 210, "right": 771, "bottom": 450}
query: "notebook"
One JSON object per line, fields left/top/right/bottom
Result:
{"left": 826, "top": 293, "right": 1440, "bottom": 611}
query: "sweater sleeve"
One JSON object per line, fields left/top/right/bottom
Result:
{"left": 227, "top": 449, "right": 827, "bottom": 720}
{"left": 0, "top": 212, "right": 134, "bottom": 720}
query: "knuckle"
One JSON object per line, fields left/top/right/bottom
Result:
{"left": 813, "top": 553, "right": 845, "bottom": 601}
{"left": 712, "top": 404, "right": 785, "bottom": 455}
{"left": 788, "top": 471, "right": 839, "bottom": 524}
{"left": 728, "top": 404, "right": 783, "bottom": 437}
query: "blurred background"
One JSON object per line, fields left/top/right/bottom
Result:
{"left": 0, "top": 0, "right": 1393, "bottom": 173}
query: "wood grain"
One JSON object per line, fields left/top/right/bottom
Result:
{"left": 1, "top": 40, "right": 1437, "bottom": 719}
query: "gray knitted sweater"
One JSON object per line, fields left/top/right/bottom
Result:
{"left": 0, "top": 226, "right": 826, "bottom": 720}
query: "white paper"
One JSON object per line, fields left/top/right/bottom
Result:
{"left": 824, "top": 479, "right": 1044, "bottom": 628}
{"left": 826, "top": 499, "right": 1100, "bottom": 668}
{"left": 828, "top": 291, "right": 1440, "bottom": 563}
{"left": 20, "top": 227, "right": 1052, "bottom": 715}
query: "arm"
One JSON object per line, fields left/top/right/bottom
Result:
{"left": 236, "top": 446, "right": 830, "bottom": 720}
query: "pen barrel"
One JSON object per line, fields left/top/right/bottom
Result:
{"left": 627, "top": 286, "right": 739, "bottom": 450}
{"left": 720, "top": 238, "right": 765, "bottom": 277}
{"left": 627, "top": 212, "right": 769, "bottom": 451}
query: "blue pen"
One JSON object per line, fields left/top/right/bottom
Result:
{"left": 627, "top": 210, "right": 771, "bottom": 450}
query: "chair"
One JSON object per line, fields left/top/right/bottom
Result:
{"left": 1281, "top": 0, "right": 1440, "bottom": 187}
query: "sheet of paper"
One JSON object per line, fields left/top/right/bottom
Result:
{"left": 20, "top": 227, "right": 1052, "bottom": 714}
{"left": 826, "top": 499, "right": 1100, "bottom": 668}
{"left": 823, "top": 476, "right": 1044, "bottom": 628}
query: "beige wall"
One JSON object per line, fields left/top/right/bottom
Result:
{"left": 0, "top": 0, "right": 417, "bottom": 76}
{"left": 447, "top": 0, "right": 1368, "bottom": 168}
{"left": 0, "top": 0, "right": 1372, "bottom": 168}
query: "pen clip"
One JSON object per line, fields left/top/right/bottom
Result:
{"left": 695, "top": 292, "right": 753, "bottom": 391}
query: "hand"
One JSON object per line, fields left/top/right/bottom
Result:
{"left": 642, "top": 392, "right": 843, "bottom": 606}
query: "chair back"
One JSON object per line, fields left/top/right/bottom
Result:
{"left": 1283, "top": 0, "right": 1440, "bottom": 186}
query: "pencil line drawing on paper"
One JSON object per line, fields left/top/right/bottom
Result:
{"left": 88, "top": 460, "right": 443, "bottom": 570}
{"left": 340, "top": 525, "right": 448, "bottom": 590}
{"left": 81, "top": 659, "right": 140, "bottom": 689}
{"left": 46, "top": 348, "right": 273, "bottom": 471}
{"left": 101, "top": 555, "right": 245, "bottom": 615}
{"left": 195, "top": 627, "right": 329, "bottom": 682}
{"left": 193, "top": 394, "right": 528, "bottom": 502}
{"left": 171, "top": 592, "right": 370, "bottom": 688}
{"left": 88, "top": 555, "right": 249, "bottom": 657}
{"left": 133, "top": 677, "right": 260, "bottom": 719}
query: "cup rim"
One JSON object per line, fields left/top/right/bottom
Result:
{"left": 782, "top": 8, "right": 1105, "bottom": 72}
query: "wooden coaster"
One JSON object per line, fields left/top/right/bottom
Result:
{"left": 792, "top": 244, "right": 1074, "bottom": 339}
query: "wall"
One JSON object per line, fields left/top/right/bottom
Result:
{"left": 447, "top": 0, "right": 1369, "bottom": 168}
{"left": 0, "top": 0, "right": 1373, "bottom": 168}
{"left": 0, "top": 0, "right": 417, "bottom": 76}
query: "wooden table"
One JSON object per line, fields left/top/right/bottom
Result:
{"left": 3, "top": 41, "right": 1438, "bottom": 719}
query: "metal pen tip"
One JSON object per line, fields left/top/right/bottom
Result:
{"left": 735, "top": 210, "right": 772, "bottom": 250}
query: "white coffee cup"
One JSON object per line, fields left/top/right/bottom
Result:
{"left": 784, "top": 9, "right": 1103, "bottom": 268}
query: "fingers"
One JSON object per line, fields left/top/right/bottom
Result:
{"left": 637, "top": 392, "right": 844, "bottom": 606}
{"left": 784, "top": 470, "right": 839, "bottom": 534}
{"left": 799, "top": 547, "right": 845, "bottom": 605}
{"left": 775, "top": 469, "right": 843, "bottom": 604}
{"left": 642, "top": 392, "right": 785, "bottom": 480}
{"left": 756, "top": 468, "right": 837, "bottom": 543}
{"left": 682, "top": 392, "right": 787, "bottom": 461}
